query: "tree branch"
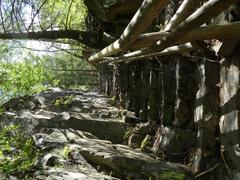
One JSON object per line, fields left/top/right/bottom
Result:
{"left": 65, "top": 0, "right": 74, "bottom": 30}
{"left": 0, "top": 30, "right": 81, "bottom": 40}
{"left": 27, "top": 0, "right": 48, "bottom": 31}
{"left": 0, "top": 0, "right": 6, "bottom": 32}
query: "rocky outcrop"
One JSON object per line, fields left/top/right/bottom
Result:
{"left": 33, "top": 128, "right": 192, "bottom": 179}
{"left": 0, "top": 88, "right": 193, "bottom": 179}
{"left": 1, "top": 89, "right": 131, "bottom": 144}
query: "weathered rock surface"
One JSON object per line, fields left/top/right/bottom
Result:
{"left": 220, "top": 54, "right": 240, "bottom": 170}
{"left": 33, "top": 128, "right": 192, "bottom": 179}
{"left": 2, "top": 89, "right": 131, "bottom": 143}
{"left": 0, "top": 88, "right": 193, "bottom": 179}
{"left": 154, "top": 126, "right": 195, "bottom": 155}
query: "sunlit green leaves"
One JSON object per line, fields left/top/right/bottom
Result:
{"left": 1, "top": 0, "right": 88, "bottom": 33}
{"left": 0, "top": 58, "right": 55, "bottom": 97}
{"left": 0, "top": 124, "right": 39, "bottom": 177}
{"left": 0, "top": 52, "right": 97, "bottom": 102}
{"left": 39, "top": 0, "right": 87, "bottom": 31}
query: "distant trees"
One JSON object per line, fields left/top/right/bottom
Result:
{"left": 0, "top": 0, "right": 111, "bottom": 49}
{"left": 0, "top": 52, "right": 97, "bottom": 102}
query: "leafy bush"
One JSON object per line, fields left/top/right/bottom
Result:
{"left": 0, "top": 59, "right": 57, "bottom": 98}
{"left": 0, "top": 124, "right": 40, "bottom": 177}
{"left": 0, "top": 53, "right": 97, "bottom": 104}
{"left": 54, "top": 95, "right": 74, "bottom": 107}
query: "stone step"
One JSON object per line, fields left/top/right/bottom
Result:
{"left": 35, "top": 129, "right": 193, "bottom": 179}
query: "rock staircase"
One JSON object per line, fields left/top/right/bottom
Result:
{"left": 0, "top": 88, "right": 192, "bottom": 179}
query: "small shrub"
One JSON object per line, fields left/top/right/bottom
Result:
{"left": 0, "top": 124, "right": 39, "bottom": 177}
{"left": 61, "top": 145, "right": 72, "bottom": 159}
{"left": 54, "top": 95, "right": 74, "bottom": 107}
{"left": 123, "top": 127, "right": 135, "bottom": 140}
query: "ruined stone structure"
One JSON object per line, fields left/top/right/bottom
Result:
{"left": 85, "top": 0, "right": 240, "bottom": 178}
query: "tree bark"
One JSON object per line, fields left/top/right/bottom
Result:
{"left": 164, "top": 0, "right": 207, "bottom": 31}
{"left": 0, "top": 30, "right": 108, "bottom": 49}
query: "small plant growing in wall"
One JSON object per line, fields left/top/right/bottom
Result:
{"left": 110, "top": 96, "right": 116, "bottom": 106}
{"left": 61, "top": 145, "right": 72, "bottom": 159}
{"left": 123, "top": 127, "right": 135, "bottom": 140}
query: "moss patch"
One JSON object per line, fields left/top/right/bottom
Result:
{"left": 160, "top": 172, "right": 186, "bottom": 180}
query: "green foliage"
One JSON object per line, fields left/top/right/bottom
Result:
{"left": 160, "top": 172, "right": 186, "bottom": 180}
{"left": 40, "top": 0, "right": 87, "bottom": 30}
{"left": 61, "top": 145, "right": 72, "bottom": 159}
{"left": 0, "top": 107, "right": 5, "bottom": 115}
{"left": 41, "top": 53, "right": 97, "bottom": 88}
{"left": 0, "top": 124, "right": 39, "bottom": 177}
{"left": 0, "top": 59, "right": 56, "bottom": 98}
{"left": 54, "top": 95, "right": 74, "bottom": 107}
{"left": 140, "top": 135, "right": 152, "bottom": 151}
{"left": 110, "top": 96, "right": 116, "bottom": 106}
{"left": 1, "top": 0, "right": 88, "bottom": 33}
{"left": 123, "top": 127, "right": 135, "bottom": 140}
{"left": 0, "top": 52, "right": 97, "bottom": 103}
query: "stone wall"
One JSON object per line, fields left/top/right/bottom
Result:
{"left": 97, "top": 50, "right": 240, "bottom": 175}
{"left": 219, "top": 46, "right": 240, "bottom": 171}
{"left": 94, "top": 1, "right": 240, "bottom": 176}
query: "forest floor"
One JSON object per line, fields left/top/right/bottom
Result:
{"left": 0, "top": 88, "right": 192, "bottom": 179}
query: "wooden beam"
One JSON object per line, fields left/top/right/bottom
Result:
{"left": 89, "top": 0, "right": 235, "bottom": 64}
{"left": 88, "top": 0, "right": 170, "bottom": 63}
{"left": 130, "top": 21, "right": 240, "bottom": 50}
{"left": 164, "top": 0, "right": 207, "bottom": 31}
{"left": 102, "top": 0, "right": 235, "bottom": 64}
{"left": 87, "top": 40, "right": 121, "bottom": 63}
{"left": 131, "top": 31, "right": 168, "bottom": 49}
{"left": 177, "top": 21, "right": 240, "bottom": 42}
{"left": 154, "top": 0, "right": 235, "bottom": 52}
{"left": 131, "top": 22, "right": 240, "bottom": 49}
{"left": 103, "top": 21, "right": 240, "bottom": 64}
{"left": 118, "top": 0, "right": 170, "bottom": 49}
{"left": 101, "top": 43, "right": 195, "bottom": 64}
